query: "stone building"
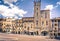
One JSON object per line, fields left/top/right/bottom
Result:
{"left": 15, "top": 19, "right": 23, "bottom": 34}
{"left": 2, "top": 18, "right": 16, "bottom": 33}
{"left": 1, "top": 0, "right": 51, "bottom": 36}
{"left": 0, "top": 0, "right": 60, "bottom": 39}
{"left": 22, "top": 17, "right": 34, "bottom": 35}
{"left": 50, "top": 17, "right": 60, "bottom": 38}
{"left": 16, "top": 0, "right": 51, "bottom": 36}
{"left": 0, "top": 18, "right": 4, "bottom": 32}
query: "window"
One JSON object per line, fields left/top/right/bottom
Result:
{"left": 37, "top": 8, "right": 38, "bottom": 10}
{"left": 55, "top": 24, "right": 57, "bottom": 26}
{"left": 55, "top": 28, "right": 57, "bottom": 30}
{"left": 37, "top": 12, "right": 38, "bottom": 16}
{"left": 42, "top": 21, "right": 44, "bottom": 25}
{"left": 52, "top": 20, "right": 54, "bottom": 27}
{"left": 45, "top": 12, "right": 47, "bottom": 18}
{"left": 55, "top": 20, "right": 57, "bottom": 22}
{"left": 25, "top": 26, "right": 26, "bottom": 28}
{"left": 36, "top": 21, "right": 38, "bottom": 26}
{"left": 58, "top": 20, "right": 60, "bottom": 28}
{"left": 46, "top": 21, "right": 48, "bottom": 25}
{"left": 27, "top": 27, "right": 29, "bottom": 30}
{"left": 54, "top": 28, "right": 57, "bottom": 32}
{"left": 24, "top": 24, "right": 26, "bottom": 28}
{"left": 41, "top": 13, "right": 44, "bottom": 18}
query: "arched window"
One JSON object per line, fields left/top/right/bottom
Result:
{"left": 36, "top": 20, "right": 38, "bottom": 26}
{"left": 45, "top": 12, "right": 47, "bottom": 18}
{"left": 46, "top": 21, "right": 48, "bottom": 25}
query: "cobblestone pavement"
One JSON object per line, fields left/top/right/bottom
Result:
{"left": 0, "top": 33, "right": 60, "bottom": 41}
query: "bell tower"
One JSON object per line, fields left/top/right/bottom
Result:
{"left": 34, "top": 0, "right": 41, "bottom": 29}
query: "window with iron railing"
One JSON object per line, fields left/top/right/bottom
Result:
{"left": 55, "top": 24, "right": 57, "bottom": 26}
{"left": 36, "top": 20, "right": 38, "bottom": 26}
{"left": 45, "top": 12, "right": 47, "bottom": 18}
{"left": 46, "top": 21, "right": 48, "bottom": 25}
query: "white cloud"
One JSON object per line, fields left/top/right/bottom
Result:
{"left": 0, "top": 4, "right": 27, "bottom": 19}
{"left": 45, "top": 1, "right": 60, "bottom": 10}
{"left": 44, "top": 1, "right": 60, "bottom": 19}
{"left": 44, "top": 5, "right": 55, "bottom": 19}
{"left": 0, "top": 0, "right": 27, "bottom": 19}
{"left": 4, "top": 0, "right": 17, "bottom": 4}
{"left": 57, "top": 1, "right": 60, "bottom": 5}
{"left": 44, "top": 5, "right": 54, "bottom": 10}
{"left": 3, "top": 0, "right": 17, "bottom": 8}
{"left": 55, "top": 1, "right": 60, "bottom": 8}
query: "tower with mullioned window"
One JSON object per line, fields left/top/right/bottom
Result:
{"left": 34, "top": 0, "right": 41, "bottom": 29}
{"left": 34, "top": 0, "right": 41, "bottom": 35}
{"left": 34, "top": 0, "right": 51, "bottom": 36}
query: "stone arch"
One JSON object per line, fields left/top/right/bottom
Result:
{"left": 18, "top": 31, "right": 20, "bottom": 34}
{"left": 58, "top": 33, "right": 60, "bottom": 36}
{"left": 36, "top": 31, "right": 39, "bottom": 35}
{"left": 24, "top": 30, "right": 27, "bottom": 34}
{"left": 41, "top": 31, "right": 48, "bottom": 36}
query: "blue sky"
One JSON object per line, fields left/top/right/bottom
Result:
{"left": 0, "top": 0, "right": 60, "bottom": 19}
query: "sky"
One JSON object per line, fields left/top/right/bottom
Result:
{"left": 0, "top": 0, "right": 60, "bottom": 19}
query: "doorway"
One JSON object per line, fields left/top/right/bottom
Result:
{"left": 41, "top": 31, "right": 48, "bottom": 36}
